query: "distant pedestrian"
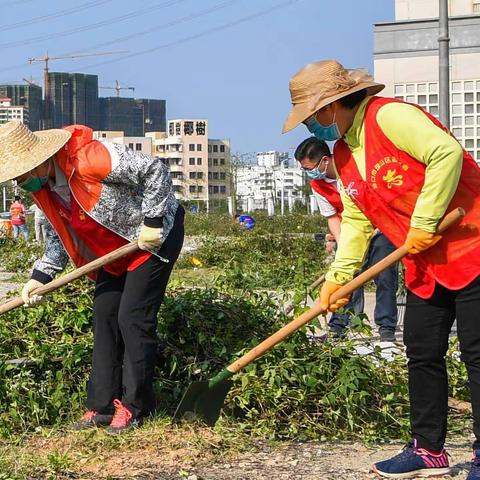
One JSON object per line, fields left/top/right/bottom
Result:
{"left": 9, "top": 195, "right": 28, "bottom": 241}
{"left": 235, "top": 213, "right": 256, "bottom": 230}
{"left": 30, "top": 204, "right": 48, "bottom": 243}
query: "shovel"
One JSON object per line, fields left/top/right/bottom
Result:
{"left": 0, "top": 241, "right": 139, "bottom": 314}
{"left": 174, "top": 207, "right": 465, "bottom": 426}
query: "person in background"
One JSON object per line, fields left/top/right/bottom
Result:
{"left": 0, "top": 121, "right": 184, "bottom": 434}
{"left": 30, "top": 203, "right": 49, "bottom": 243}
{"left": 235, "top": 213, "right": 256, "bottom": 231}
{"left": 284, "top": 58, "right": 480, "bottom": 479}
{"left": 295, "top": 136, "right": 398, "bottom": 342}
{"left": 9, "top": 195, "right": 29, "bottom": 241}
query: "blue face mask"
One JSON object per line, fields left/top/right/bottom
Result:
{"left": 306, "top": 168, "right": 327, "bottom": 180}
{"left": 305, "top": 114, "right": 341, "bottom": 142}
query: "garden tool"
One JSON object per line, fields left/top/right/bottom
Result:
{"left": 0, "top": 241, "right": 139, "bottom": 315}
{"left": 174, "top": 207, "right": 465, "bottom": 427}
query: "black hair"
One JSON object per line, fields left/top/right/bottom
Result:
{"left": 338, "top": 88, "right": 368, "bottom": 109}
{"left": 14, "top": 195, "right": 21, "bottom": 201}
{"left": 294, "top": 137, "right": 331, "bottom": 162}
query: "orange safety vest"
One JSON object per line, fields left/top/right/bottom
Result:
{"left": 33, "top": 125, "right": 150, "bottom": 279}
{"left": 334, "top": 97, "right": 480, "bottom": 299}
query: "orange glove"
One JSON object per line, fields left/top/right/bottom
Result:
{"left": 319, "top": 280, "right": 351, "bottom": 312}
{"left": 404, "top": 227, "right": 442, "bottom": 255}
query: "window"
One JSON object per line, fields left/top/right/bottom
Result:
{"left": 475, "top": 1, "right": 480, "bottom": 14}
{"left": 102, "top": 133, "right": 107, "bottom": 138}
{"left": 213, "top": 158, "right": 218, "bottom": 166}
{"left": 189, "top": 172, "right": 196, "bottom": 179}
{"left": 169, "top": 123, "right": 174, "bottom": 135}
{"left": 208, "top": 158, "right": 212, "bottom": 166}
{"left": 220, "top": 145, "right": 225, "bottom": 153}
{"left": 173, "top": 185, "right": 182, "bottom": 193}
{"left": 189, "top": 185, "right": 196, "bottom": 193}
{"left": 213, "top": 145, "right": 218, "bottom": 153}
{"left": 220, "top": 186, "right": 226, "bottom": 194}
{"left": 220, "top": 172, "right": 226, "bottom": 180}
{"left": 208, "top": 186, "right": 213, "bottom": 194}
{"left": 197, "top": 172, "right": 203, "bottom": 180}
{"left": 466, "top": 104, "right": 475, "bottom": 114}
{"left": 197, "top": 144, "right": 202, "bottom": 151}
{"left": 197, "top": 158, "right": 202, "bottom": 165}
{"left": 208, "top": 145, "right": 212, "bottom": 152}
{"left": 128, "top": 143, "right": 134, "bottom": 149}
{"left": 208, "top": 172, "right": 212, "bottom": 180}
{"left": 135, "top": 143, "right": 142, "bottom": 151}
{"left": 213, "top": 172, "right": 219, "bottom": 180}
{"left": 220, "top": 158, "right": 225, "bottom": 165}
{"left": 189, "top": 144, "right": 195, "bottom": 151}
{"left": 213, "top": 186, "right": 219, "bottom": 194}
{"left": 197, "top": 186, "right": 203, "bottom": 193}
{"left": 189, "top": 158, "right": 195, "bottom": 165}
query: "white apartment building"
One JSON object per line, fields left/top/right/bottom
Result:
{"left": 374, "top": 0, "right": 480, "bottom": 161}
{"left": 0, "top": 97, "right": 29, "bottom": 126}
{"left": 148, "top": 119, "right": 209, "bottom": 203}
{"left": 236, "top": 151, "right": 305, "bottom": 211}
{"left": 93, "top": 131, "right": 153, "bottom": 155}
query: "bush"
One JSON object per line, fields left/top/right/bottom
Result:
{"left": 184, "top": 212, "right": 327, "bottom": 237}
{"left": 0, "top": 238, "right": 44, "bottom": 273}
{"left": 0, "top": 278, "right": 471, "bottom": 443}
{"left": 180, "top": 232, "right": 327, "bottom": 289}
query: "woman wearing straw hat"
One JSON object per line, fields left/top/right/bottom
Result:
{"left": 283, "top": 60, "right": 480, "bottom": 479}
{"left": 0, "top": 121, "right": 184, "bottom": 433}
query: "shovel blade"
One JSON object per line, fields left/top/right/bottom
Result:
{"left": 174, "top": 379, "right": 233, "bottom": 426}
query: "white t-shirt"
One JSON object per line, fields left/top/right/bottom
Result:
{"left": 312, "top": 177, "right": 339, "bottom": 218}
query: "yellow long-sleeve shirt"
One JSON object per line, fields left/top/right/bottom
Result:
{"left": 325, "top": 96, "right": 464, "bottom": 285}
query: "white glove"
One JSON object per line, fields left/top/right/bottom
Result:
{"left": 21, "top": 279, "right": 45, "bottom": 306}
{"left": 138, "top": 224, "right": 163, "bottom": 251}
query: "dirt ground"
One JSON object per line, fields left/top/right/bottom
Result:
{"left": 65, "top": 438, "right": 474, "bottom": 479}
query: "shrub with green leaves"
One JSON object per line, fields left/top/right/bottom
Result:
{"left": 0, "top": 238, "right": 44, "bottom": 273}
{"left": 180, "top": 232, "right": 327, "bottom": 290}
{"left": 184, "top": 212, "right": 326, "bottom": 237}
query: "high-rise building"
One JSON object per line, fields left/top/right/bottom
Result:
{"left": 0, "top": 84, "right": 42, "bottom": 130}
{"left": 99, "top": 97, "right": 144, "bottom": 136}
{"left": 46, "top": 72, "right": 99, "bottom": 129}
{"left": 135, "top": 98, "right": 166, "bottom": 133}
{"left": 374, "top": 0, "right": 480, "bottom": 161}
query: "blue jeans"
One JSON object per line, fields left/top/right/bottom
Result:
{"left": 329, "top": 232, "right": 398, "bottom": 335}
{"left": 12, "top": 223, "right": 29, "bottom": 241}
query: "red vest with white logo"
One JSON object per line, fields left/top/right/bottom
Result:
{"left": 333, "top": 97, "right": 480, "bottom": 299}
{"left": 310, "top": 179, "right": 344, "bottom": 218}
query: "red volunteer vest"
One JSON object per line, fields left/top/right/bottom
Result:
{"left": 34, "top": 126, "right": 151, "bottom": 279}
{"left": 310, "top": 179, "right": 344, "bottom": 217}
{"left": 334, "top": 97, "right": 480, "bottom": 299}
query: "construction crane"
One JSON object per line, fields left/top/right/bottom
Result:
{"left": 22, "top": 77, "right": 38, "bottom": 86}
{"left": 28, "top": 50, "right": 127, "bottom": 128}
{"left": 99, "top": 80, "right": 135, "bottom": 97}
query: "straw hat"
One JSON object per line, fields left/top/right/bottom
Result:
{"left": 0, "top": 121, "right": 71, "bottom": 183}
{"left": 282, "top": 59, "right": 385, "bottom": 133}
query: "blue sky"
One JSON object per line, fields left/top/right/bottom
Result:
{"left": 0, "top": 0, "right": 394, "bottom": 155}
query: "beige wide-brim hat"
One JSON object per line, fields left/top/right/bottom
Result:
{"left": 282, "top": 59, "right": 385, "bottom": 133}
{"left": 0, "top": 121, "right": 71, "bottom": 183}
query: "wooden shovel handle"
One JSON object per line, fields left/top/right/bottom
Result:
{"left": 0, "top": 241, "right": 139, "bottom": 315}
{"left": 227, "top": 207, "right": 465, "bottom": 374}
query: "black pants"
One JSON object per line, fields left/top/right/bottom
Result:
{"left": 86, "top": 207, "right": 184, "bottom": 418}
{"left": 404, "top": 275, "right": 480, "bottom": 451}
